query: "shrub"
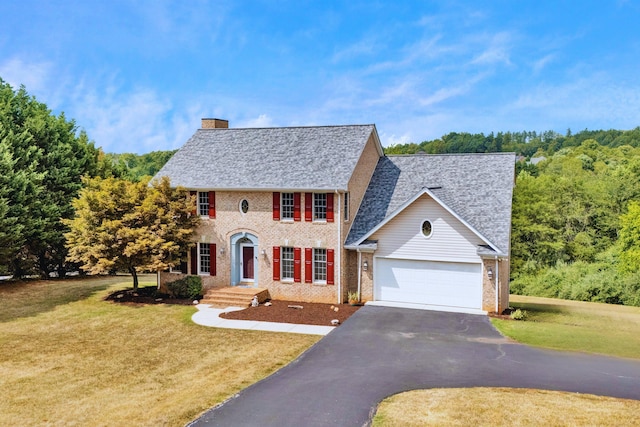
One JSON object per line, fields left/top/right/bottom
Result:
{"left": 510, "top": 308, "right": 528, "bottom": 321}
{"left": 167, "top": 276, "right": 202, "bottom": 299}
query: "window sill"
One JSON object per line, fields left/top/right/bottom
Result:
{"left": 312, "top": 220, "right": 327, "bottom": 224}
{"left": 312, "top": 281, "right": 327, "bottom": 286}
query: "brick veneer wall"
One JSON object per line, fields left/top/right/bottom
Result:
{"left": 341, "top": 133, "right": 382, "bottom": 301}
{"left": 481, "top": 257, "right": 510, "bottom": 313}
{"left": 168, "top": 191, "right": 342, "bottom": 303}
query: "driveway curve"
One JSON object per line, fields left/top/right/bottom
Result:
{"left": 189, "top": 305, "right": 640, "bottom": 427}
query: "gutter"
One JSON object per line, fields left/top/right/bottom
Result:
{"left": 495, "top": 256, "right": 499, "bottom": 313}
{"left": 336, "top": 190, "right": 341, "bottom": 305}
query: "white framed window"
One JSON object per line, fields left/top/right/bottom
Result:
{"left": 198, "top": 192, "right": 210, "bottom": 216}
{"left": 313, "top": 248, "right": 327, "bottom": 282}
{"left": 240, "top": 199, "right": 249, "bottom": 214}
{"left": 314, "top": 193, "right": 327, "bottom": 221}
{"left": 344, "top": 192, "right": 349, "bottom": 221}
{"left": 281, "top": 193, "right": 294, "bottom": 220}
{"left": 281, "top": 247, "right": 294, "bottom": 280}
{"left": 421, "top": 219, "right": 433, "bottom": 238}
{"left": 199, "top": 243, "right": 210, "bottom": 274}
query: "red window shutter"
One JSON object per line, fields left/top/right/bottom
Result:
{"left": 190, "top": 191, "right": 197, "bottom": 216}
{"left": 304, "top": 193, "right": 312, "bottom": 222}
{"left": 304, "top": 248, "right": 312, "bottom": 283}
{"left": 326, "top": 193, "right": 334, "bottom": 222}
{"left": 327, "top": 249, "right": 335, "bottom": 285}
{"left": 293, "top": 193, "right": 301, "bottom": 221}
{"left": 273, "top": 192, "right": 280, "bottom": 221}
{"left": 209, "top": 191, "right": 216, "bottom": 218}
{"left": 273, "top": 246, "right": 281, "bottom": 281}
{"left": 294, "top": 247, "right": 301, "bottom": 282}
{"left": 210, "top": 243, "right": 216, "bottom": 276}
{"left": 190, "top": 246, "right": 197, "bottom": 274}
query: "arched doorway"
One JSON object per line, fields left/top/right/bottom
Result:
{"left": 230, "top": 232, "right": 259, "bottom": 286}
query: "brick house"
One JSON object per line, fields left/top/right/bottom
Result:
{"left": 154, "top": 118, "right": 515, "bottom": 314}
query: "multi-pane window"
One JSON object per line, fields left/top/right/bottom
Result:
{"left": 313, "top": 248, "right": 327, "bottom": 282}
{"left": 199, "top": 243, "right": 210, "bottom": 274}
{"left": 314, "top": 193, "right": 327, "bottom": 221}
{"left": 281, "top": 247, "right": 294, "bottom": 280}
{"left": 198, "top": 192, "right": 210, "bottom": 216}
{"left": 281, "top": 193, "right": 294, "bottom": 220}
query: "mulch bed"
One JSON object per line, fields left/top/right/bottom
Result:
{"left": 220, "top": 300, "right": 362, "bottom": 326}
{"left": 105, "top": 286, "right": 195, "bottom": 306}
{"left": 106, "top": 287, "right": 362, "bottom": 326}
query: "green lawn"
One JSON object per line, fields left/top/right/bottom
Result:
{"left": 492, "top": 294, "right": 640, "bottom": 359}
{"left": 0, "top": 275, "right": 319, "bottom": 426}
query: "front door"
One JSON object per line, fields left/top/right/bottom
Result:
{"left": 241, "top": 245, "right": 254, "bottom": 281}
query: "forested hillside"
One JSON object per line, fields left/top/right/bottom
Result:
{"left": 105, "top": 150, "right": 177, "bottom": 181}
{"left": 385, "top": 127, "right": 640, "bottom": 157}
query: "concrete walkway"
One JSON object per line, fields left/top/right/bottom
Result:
{"left": 192, "top": 304, "right": 335, "bottom": 335}
{"left": 189, "top": 305, "right": 640, "bottom": 427}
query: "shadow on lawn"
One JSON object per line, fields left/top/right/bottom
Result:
{"left": 0, "top": 274, "right": 147, "bottom": 323}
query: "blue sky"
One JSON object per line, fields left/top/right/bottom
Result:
{"left": 1, "top": 1, "right": 639, "bottom": 153}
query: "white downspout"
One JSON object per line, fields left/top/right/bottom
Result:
{"left": 336, "top": 190, "right": 341, "bottom": 304}
{"left": 495, "top": 256, "right": 499, "bottom": 313}
{"left": 357, "top": 251, "right": 362, "bottom": 301}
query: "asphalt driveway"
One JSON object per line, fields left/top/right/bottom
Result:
{"left": 189, "top": 306, "right": 640, "bottom": 427}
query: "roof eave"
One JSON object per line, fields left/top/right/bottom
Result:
{"left": 352, "top": 187, "right": 504, "bottom": 254}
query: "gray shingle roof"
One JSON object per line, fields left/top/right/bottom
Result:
{"left": 154, "top": 125, "right": 377, "bottom": 191}
{"left": 345, "top": 153, "right": 516, "bottom": 254}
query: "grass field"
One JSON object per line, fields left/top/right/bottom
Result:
{"left": 373, "top": 295, "right": 640, "bottom": 425}
{"left": 491, "top": 294, "right": 640, "bottom": 359}
{"left": 0, "top": 275, "right": 319, "bottom": 426}
{"left": 372, "top": 388, "right": 640, "bottom": 426}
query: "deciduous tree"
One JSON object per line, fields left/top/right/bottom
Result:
{"left": 64, "top": 177, "right": 198, "bottom": 290}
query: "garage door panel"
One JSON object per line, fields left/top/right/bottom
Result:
{"left": 376, "top": 258, "right": 482, "bottom": 310}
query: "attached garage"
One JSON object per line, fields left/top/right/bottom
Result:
{"left": 375, "top": 258, "right": 483, "bottom": 311}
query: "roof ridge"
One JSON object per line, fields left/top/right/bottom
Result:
{"left": 198, "top": 124, "right": 375, "bottom": 131}
{"left": 386, "top": 152, "right": 516, "bottom": 157}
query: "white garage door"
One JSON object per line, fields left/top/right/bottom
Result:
{"left": 375, "top": 258, "right": 482, "bottom": 310}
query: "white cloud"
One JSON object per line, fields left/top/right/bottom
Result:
{"left": 532, "top": 53, "right": 555, "bottom": 74}
{"left": 381, "top": 132, "right": 412, "bottom": 147}
{"left": 470, "top": 32, "right": 513, "bottom": 66}
{"left": 0, "top": 57, "right": 53, "bottom": 93}
{"left": 331, "top": 37, "right": 377, "bottom": 63}
{"left": 239, "top": 114, "right": 275, "bottom": 128}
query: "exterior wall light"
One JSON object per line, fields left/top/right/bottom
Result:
{"left": 220, "top": 247, "right": 225, "bottom": 255}
{"left": 363, "top": 260, "right": 368, "bottom": 271}
{"left": 487, "top": 267, "right": 493, "bottom": 280}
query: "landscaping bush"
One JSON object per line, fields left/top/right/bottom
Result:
{"left": 510, "top": 308, "right": 527, "bottom": 321}
{"left": 166, "top": 276, "right": 202, "bottom": 299}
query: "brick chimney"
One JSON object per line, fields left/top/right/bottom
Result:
{"left": 201, "top": 118, "right": 229, "bottom": 129}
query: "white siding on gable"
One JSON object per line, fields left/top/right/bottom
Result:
{"left": 371, "top": 194, "right": 484, "bottom": 263}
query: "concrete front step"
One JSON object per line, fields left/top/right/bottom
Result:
{"left": 201, "top": 287, "right": 269, "bottom": 307}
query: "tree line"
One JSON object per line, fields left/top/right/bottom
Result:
{"left": 0, "top": 79, "right": 190, "bottom": 280}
